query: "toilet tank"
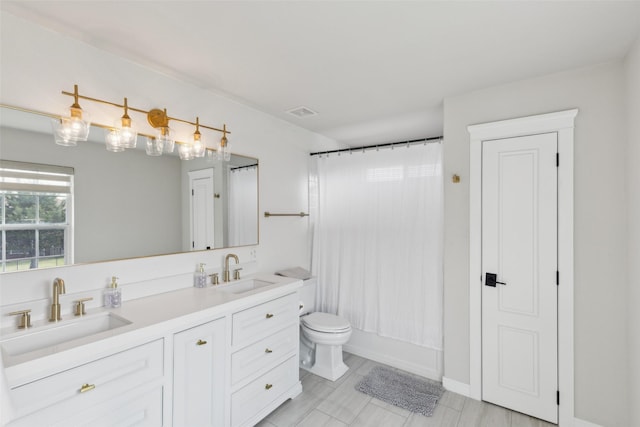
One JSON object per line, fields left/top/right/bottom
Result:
{"left": 297, "top": 277, "right": 317, "bottom": 314}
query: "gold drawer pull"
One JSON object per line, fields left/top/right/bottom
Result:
{"left": 265, "top": 313, "right": 274, "bottom": 319}
{"left": 265, "top": 348, "right": 273, "bottom": 354}
{"left": 79, "top": 383, "right": 95, "bottom": 393}
{"left": 265, "top": 383, "right": 273, "bottom": 390}
{"left": 196, "top": 339, "right": 208, "bottom": 346}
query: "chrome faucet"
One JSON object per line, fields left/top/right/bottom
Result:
{"left": 224, "top": 254, "right": 239, "bottom": 282}
{"left": 50, "top": 277, "right": 66, "bottom": 322}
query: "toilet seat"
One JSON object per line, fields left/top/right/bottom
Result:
{"left": 301, "top": 312, "right": 351, "bottom": 333}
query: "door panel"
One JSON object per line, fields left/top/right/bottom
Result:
{"left": 481, "top": 133, "right": 558, "bottom": 423}
{"left": 189, "top": 169, "right": 214, "bottom": 250}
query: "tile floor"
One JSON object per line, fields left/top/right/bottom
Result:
{"left": 257, "top": 353, "right": 556, "bottom": 427}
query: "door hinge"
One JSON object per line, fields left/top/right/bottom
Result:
{"left": 192, "top": 241, "right": 194, "bottom": 248}
{"left": 191, "top": 189, "right": 194, "bottom": 196}
{"left": 556, "top": 270, "right": 559, "bottom": 286}
{"left": 557, "top": 390, "right": 560, "bottom": 405}
{"left": 556, "top": 153, "right": 559, "bottom": 167}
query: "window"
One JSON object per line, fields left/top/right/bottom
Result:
{"left": 0, "top": 160, "right": 74, "bottom": 271}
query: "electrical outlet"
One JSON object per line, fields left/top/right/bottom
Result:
{"left": 249, "top": 248, "right": 257, "bottom": 261}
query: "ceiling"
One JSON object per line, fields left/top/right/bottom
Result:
{"left": 2, "top": 1, "right": 639, "bottom": 147}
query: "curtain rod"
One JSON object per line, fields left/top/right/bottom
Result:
{"left": 309, "top": 135, "right": 443, "bottom": 157}
{"left": 230, "top": 163, "right": 258, "bottom": 171}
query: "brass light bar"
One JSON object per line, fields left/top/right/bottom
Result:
{"left": 61, "top": 88, "right": 230, "bottom": 135}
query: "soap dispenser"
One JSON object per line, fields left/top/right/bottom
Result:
{"left": 194, "top": 263, "right": 207, "bottom": 288}
{"left": 104, "top": 276, "right": 122, "bottom": 308}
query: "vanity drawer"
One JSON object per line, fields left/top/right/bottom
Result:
{"left": 232, "top": 292, "right": 298, "bottom": 348}
{"left": 11, "top": 339, "right": 164, "bottom": 417}
{"left": 231, "top": 356, "right": 298, "bottom": 427}
{"left": 231, "top": 323, "right": 298, "bottom": 385}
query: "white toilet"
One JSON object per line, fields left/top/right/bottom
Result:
{"left": 298, "top": 277, "right": 352, "bottom": 381}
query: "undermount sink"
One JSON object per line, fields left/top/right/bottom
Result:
{"left": 216, "top": 278, "right": 275, "bottom": 294}
{"left": 0, "top": 312, "right": 131, "bottom": 357}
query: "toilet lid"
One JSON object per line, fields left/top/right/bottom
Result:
{"left": 301, "top": 312, "right": 351, "bottom": 333}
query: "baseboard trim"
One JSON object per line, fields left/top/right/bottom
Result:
{"left": 343, "top": 343, "right": 441, "bottom": 382}
{"left": 442, "top": 377, "right": 471, "bottom": 397}
{"left": 574, "top": 418, "right": 603, "bottom": 427}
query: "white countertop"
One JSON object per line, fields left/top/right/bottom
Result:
{"left": 1, "top": 273, "right": 302, "bottom": 387}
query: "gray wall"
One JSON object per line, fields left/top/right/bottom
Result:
{"left": 1, "top": 127, "right": 183, "bottom": 263}
{"left": 443, "top": 62, "right": 628, "bottom": 426}
{"left": 625, "top": 34, "right": 640, "bottom": 427}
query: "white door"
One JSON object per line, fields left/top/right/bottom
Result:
{"left": 481, "top": 133, "right": 558, "bottom": 423}
{"left": 189, "top": 169, "right": 214, "bottom": 250}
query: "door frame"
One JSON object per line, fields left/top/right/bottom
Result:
{"left": 468, "top": 109, "right": 578, "bottom": 425}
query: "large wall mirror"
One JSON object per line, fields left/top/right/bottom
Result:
{"left": 0, "top": 106, "right": 259, "bottom": 273}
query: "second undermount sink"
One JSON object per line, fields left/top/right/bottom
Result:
{"left": 216, "top": 278, "right": 276, "bottom": 294}
{"left": 0, "top": 312, "right": 131, "bottom": 357}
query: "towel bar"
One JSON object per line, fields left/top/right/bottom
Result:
{"left": 264, "top": 212, "right": 309, "bottom": 218}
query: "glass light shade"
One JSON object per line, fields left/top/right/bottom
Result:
{"left": 118, "top": 118, "right": 137, "bottom": 149}
{"left": 217, "top": 141, "right": 231, "bottom": 161}
{"left": 104, "top": 128, "right": 125, "bottom": 152}
{"left": 192, "top": 135, "right": 205, "bottom": 158}
{"left": 178, "top": 143, "right": 194, "bottom": 160}
{"left": 206, "top": 149, "right": 216, "bottom": 162}
{"left": 51, "top": 118, "right": 76, "bottom": 146}
{"left": 145, "top": 137, "right": 163, "bottom": 156}
{"left": 157, "top": 126, "right": 174, "bottom": 153}
{"left": 51, "top": 113, "right": 91, "bottom": 146}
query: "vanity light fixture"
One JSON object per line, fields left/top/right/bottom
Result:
{"left": 117, "top": 98, "right": 137, "bottom": 149}
{"left": 55, "top": 84, "right": 232, "bottom": 160}
{"left": 104, "top": 97, "right": 137, "bottom": 152}
{"left": 217, "top": 124, "right": 231, "bottom": 161}
{"left": 51, "top": 84, "right": 91, "bottom": 146}
{"left": 147, "top": 108, "right": 175, "bottom": 154}
{"left": 192, "top": 117, "right": 206, "bottom": 158}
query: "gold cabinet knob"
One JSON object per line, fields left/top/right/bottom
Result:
{"left": 79, "top": 383, "right": 96, "bottom": 393}
{"left": 265, "top": 313, "right": 274, "bottom": 319}
{"left": 265, "top": 348, "right": 273, "bottom": 354}
{"left": 196, "top": 339, "right": 207, "bottom": 346}
{"left": 265, "top": 383, "right": 273, "bottom": 390}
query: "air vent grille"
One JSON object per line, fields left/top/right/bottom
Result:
{"left": 286, "top": 106, "right": 318, "bottom": 118}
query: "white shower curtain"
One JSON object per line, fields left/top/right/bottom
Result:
{"left": 310, "top": 143, "right": 443, "bottom": 349}
{"left": 228, "top": 166, "right": 258, "bottom": 247}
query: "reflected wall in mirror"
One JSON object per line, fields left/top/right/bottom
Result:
{"left": 0, "top": 106, "right": 259, "bottom": 273}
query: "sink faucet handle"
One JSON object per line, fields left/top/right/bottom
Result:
{"left": 74, "top": 297, "right": 93, "bottom": 317}
{"left": 233, "top": 268, "right": 243, "bottom": 280}
{"left": 8, "top": 309, "right": 32, "bottom": 329}
{"left": 209, "top": 273, "right": 220, "bottom": 285}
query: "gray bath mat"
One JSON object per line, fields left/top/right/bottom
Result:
{"left": 355, "top": 366, "right": 445, "bottom": 416}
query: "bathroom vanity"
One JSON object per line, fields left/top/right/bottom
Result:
{"left": 1, "top": 274, "right": 302, "bottom": 427}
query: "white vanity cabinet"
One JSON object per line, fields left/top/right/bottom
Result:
{"left": 172, "top": 317, "right": 226, "bottom": 427}
{"left": 229, "top": 292, "right": 301, "bottom": 427}
{"left": 8, "top": 339, "right": 164, "bottom": 427}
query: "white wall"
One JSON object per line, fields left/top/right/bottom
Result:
{"left": 625, "top": 33, "right": 640, "bottom": 427}
{"left": 0, "top": 12, "right": 338, "bottom": 323}
{"left": 443, "top": 62, "right": 628, "bottom": 426}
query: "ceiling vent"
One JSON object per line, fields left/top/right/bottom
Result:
{"left": 286, "top": 106, "right": 318, "bottom": 118}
